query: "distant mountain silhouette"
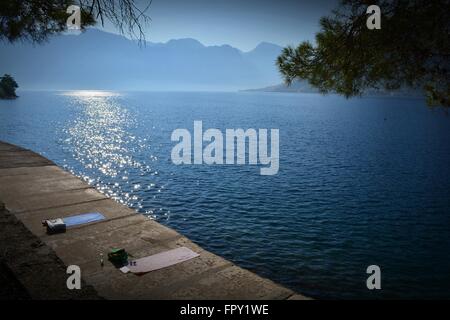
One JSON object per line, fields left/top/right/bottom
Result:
{"left": 243, "top": 79, "right": 423, "bottom": 98}
{"left": 243, "top": 80, "right": 319, "bottom": 93}
{"left": 0, "top": 29, "right": 283, "bottom": 91}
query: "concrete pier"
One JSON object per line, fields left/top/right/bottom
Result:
{"left": 0, "top": 141, "right": 308, "bottom": 300}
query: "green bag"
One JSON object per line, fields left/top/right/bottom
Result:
{"left": 108, "top": 248, "right": 128, "bottom": 266}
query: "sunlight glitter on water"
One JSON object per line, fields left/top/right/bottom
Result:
{"left": 59, "top": 92, "right": 165, "bottom": 218}
{"left": 60, "top": 90, "right": 121, "bottom": 97}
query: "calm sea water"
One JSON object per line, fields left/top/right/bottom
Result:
{"left": 1, "top": 91, "right": 449, "bottom": 299}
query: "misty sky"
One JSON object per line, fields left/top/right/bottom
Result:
{"left": 102, "top": 0, "right": 339, "bottom": 51}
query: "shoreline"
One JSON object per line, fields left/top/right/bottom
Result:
{"left": 0, "top": 140, "right": 308, "bottom": 300}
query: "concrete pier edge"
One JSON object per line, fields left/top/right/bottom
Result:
{"left": 0, "top": 141, "right": 309, "bottom": 300}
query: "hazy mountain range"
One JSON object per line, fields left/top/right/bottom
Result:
{"left": 0, "top": 29, "right": 285, "bottom": 91}
{"left": 243, "top": 80, "right": 319, "bottom": 93}
{"left": 245, "top": 79, "right": 423, "bottom": 98}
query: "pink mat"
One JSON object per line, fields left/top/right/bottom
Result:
{"left": 121, "top": 247, "right": 200, "bottom": 274}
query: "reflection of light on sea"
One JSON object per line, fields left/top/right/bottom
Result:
{"left": 59, "top": 90, "right": 165, "bottom": 219}
{"left": 60, "top": 90, "right": 121, "bottom": 97}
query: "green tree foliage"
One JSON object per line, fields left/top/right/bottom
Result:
{"left": 277, "top": 0, "right": 450, "bottom": 106}
{"left": 0, "top": 74, "right": 19, "bottom": 99}
{"left": 0, "top": 0, "right": 151, "bottom": 44}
